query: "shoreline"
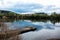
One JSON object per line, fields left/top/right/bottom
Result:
{"left": 0, "top": 26, "right": 36, "bottom": 40}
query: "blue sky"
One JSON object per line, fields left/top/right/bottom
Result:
{"left": 0, "top": 0, "right": 60, "bottom": 14}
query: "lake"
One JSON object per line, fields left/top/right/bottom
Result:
{"left": 4, "top": 19, "right": 60, "bottom": 40}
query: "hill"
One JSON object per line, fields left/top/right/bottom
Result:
{"left": 0, "top": 10, "right": 18, "bottom": 16}
{"left": 0, "top": 10, "right": 20, "bottom": 19}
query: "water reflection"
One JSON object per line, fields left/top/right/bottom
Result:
{"left": 20, "top": 22, "right": 60, "bottom": 40}
{"left": 21, "top": 27, "right": 60, "bottom": 40}
{"left": 6, "top": 20, "right": 56, "bottom": 30}
{"left": 18, "top": 20, "right": 60, "bottom": 40}
{"left": 1, "top": 19, "right": 60, "bottom": 24}
{"left": 0, "top": 19, "right": 60, "bottom": 40}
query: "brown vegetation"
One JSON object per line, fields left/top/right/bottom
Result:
{"left": 0, "top": 22, "right": 36, "bottom": 40}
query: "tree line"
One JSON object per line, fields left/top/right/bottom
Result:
{"left": 0, "top": 10, "right": 60, "bottom": 20}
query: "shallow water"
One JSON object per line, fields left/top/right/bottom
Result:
{"left": 4, "top": 20, "right": 60, "bottom": 40}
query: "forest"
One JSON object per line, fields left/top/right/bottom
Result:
{"left": 0, "top": 10, "right": 60, "bottom": 20}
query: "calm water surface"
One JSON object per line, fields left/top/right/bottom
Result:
{"left": 5, "top": 20, "right": 60, "bottom": 40}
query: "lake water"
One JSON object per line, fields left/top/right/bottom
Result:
{"left": 5, "top": 19, "right": 60, "bottom": 40}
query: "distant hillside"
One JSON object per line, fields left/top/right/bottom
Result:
{"left": 0, "top": 10, "right": 17, "bottom": 14}
{"left": 0, "top": 10, "right": 19, "bottom": 16}
{"left": 0, "top": 10, "right": 10, "bottom": 14}
{"left": 0, "top": 10, "right": 20, "bottom": 19}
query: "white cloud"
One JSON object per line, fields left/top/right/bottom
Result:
{"left": 19, "top": 12, "right": 34, "bottom": 14}
{"left": 0, "top": 0, "right": 60, "bottom": 13}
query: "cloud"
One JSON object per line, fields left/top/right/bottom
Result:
{"left": 6, "top": 4, "right": 43, "bottom": 13}
{"left": 0, "top": 0, "right": 60, "bottom": 14}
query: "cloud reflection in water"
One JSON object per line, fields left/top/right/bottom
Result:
{"left": 20, "top": 21, "right": 60, "bottom": 40}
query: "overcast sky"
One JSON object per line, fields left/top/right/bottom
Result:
{"left": 0, "top": 0, "right": 60, "bottom": 14}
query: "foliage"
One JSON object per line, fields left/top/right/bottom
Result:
{"left": 0, "top": 10, "right": 60, "bottom": 20}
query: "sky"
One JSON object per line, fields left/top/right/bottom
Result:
{"left": 0, "top": 0, "right": 60, "bottom": 14}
